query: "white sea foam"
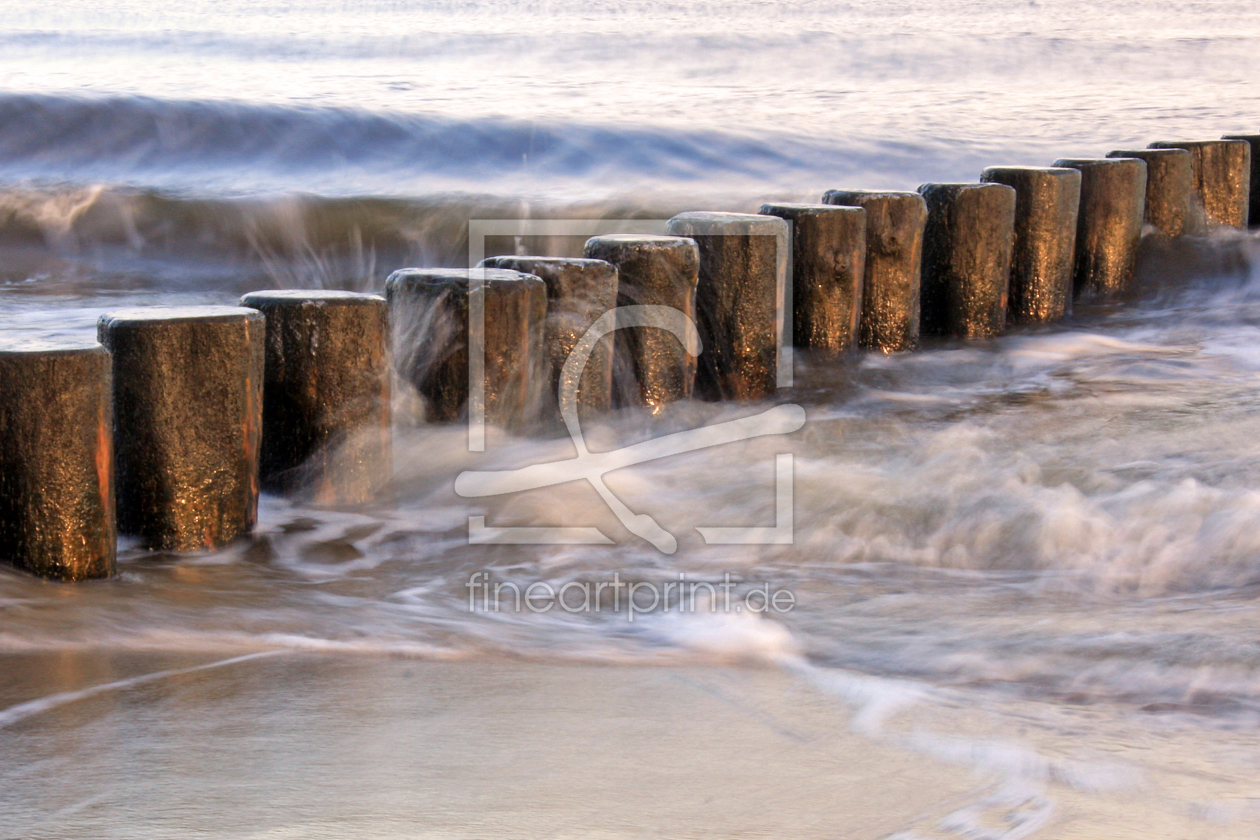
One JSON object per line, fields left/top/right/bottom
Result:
{"left": 4, "top": 1, "right": 1260, "bottom": 833}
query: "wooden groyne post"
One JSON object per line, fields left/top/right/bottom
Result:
{"left": 98, "top": 307, "right": 264, "bottom": 551}
{"left": 758, "top": 203, "right": 866, "bottom": 354}
{"left": 0, "top": 339, "right": 115, "bottom": 581}
{"left": 240, "top": 291, "right": 391, "bottom": 505}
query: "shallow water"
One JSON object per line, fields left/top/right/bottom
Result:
{"left": 4, "top": 1, "right": 1260, "bottom": 837}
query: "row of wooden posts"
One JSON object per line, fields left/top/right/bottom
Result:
{"left": 0, "top": 135, "right": 1256, "bottom": 582}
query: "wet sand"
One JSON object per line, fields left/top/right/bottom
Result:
{"left": 5, "top": 637, "right": 1260, "bottom": 838}
{"left": 1, "top": 652, "right": 984, "bottom": 839}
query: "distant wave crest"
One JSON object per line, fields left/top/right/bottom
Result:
{"left": 0, "top": 92, "right": 861, "bottom": 195}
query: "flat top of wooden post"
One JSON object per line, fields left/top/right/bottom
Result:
{"left": 0, "top": 336, "right": 105, "bottom": 356}
{"left": 759, "top": 202, "right": 864, "bottom": 216}
{"left": 585, "top": 233, "right": 693, "bottom": 246}
{"left": 385, "top": 267, "right": 540, "bottom": 288}
{"left": 981, "top": 165, "right": 1081, "bottom": 176}
{"left": 240, "top": 290, "right": 385, "bottom": 306}
{"left": 1053, "top": 157, "right": 1145, "bottom": 170}
{"left": 669, "top": 210, "right": 779, "bottom": 221}
{"left": 667, "top": 211, "right": 788, "bottom": 234}
{"left": 98, "top": 305, "right": 263, "bottom": 327}
{"left": 480, "top": 256, "right": 611, "bottom": 269}
{"left": 918, "top": 181, "right": 1011, "bottom": 191}
{"left": 1150, "top": 139, "right": 1250, "bottom": 150}
{"left": 1108, "top": 148, "right": 1190, "bottom": 159}
{"left": 823, "top": 189, "right": 923, "bottom": 200}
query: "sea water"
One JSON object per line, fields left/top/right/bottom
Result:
{"left": 3, "top": 1, "right": 1260, "bottom": 837}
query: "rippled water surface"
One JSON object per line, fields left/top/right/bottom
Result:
{"left": 4, "top": 2, "right": 1260, "bottom": 838}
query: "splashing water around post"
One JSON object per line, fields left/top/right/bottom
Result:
{"left": 454, "top": 304, "right": 806, "bottom": 553}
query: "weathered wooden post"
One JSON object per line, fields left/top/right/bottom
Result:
{"left": 386, "top": 268, "right": 546, "bottom": 428}
{"left": 663, "top": 212, "right": 788, "bottom": 400}
{"left": 99, "top": 306, "right": 264, "bottom": 551}
{"left": 583, "top": 235, "right": 700, "bottom": 409}
{"left": 1106, "top": 148, "right": 1199, "bottom": 237}
{"left": 821, "top": 190, "right": 925, "bottom": 353}
{"left": 239, "top": 291, "right": 391, "bottom": 505}
{"left": 917, "top": 182, "right": 1016, "bottom": 338}
{"left": 1222, "top": 134, "right": 1260, "bottom": 227}
{"left": 1052, "top": 158, "right": 1147, "bottom": 297}
{"left": 758, "top": 203, "right": 866, "bottom": 354}
{"left": 0, "top": 339, "right": 115, "bottom": 581}
{"left": 1148, "top": 139, "right": 1250, "bottom": 230}
{"left": 979, "top": 166, "right": 1080, "bottom": 324}
{"left": 478, "top": 257, "right": 618, "bottom": 414}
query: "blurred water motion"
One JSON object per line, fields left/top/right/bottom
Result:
{"left": 5, "top": 1, "right": 1260, "bottom": 837}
